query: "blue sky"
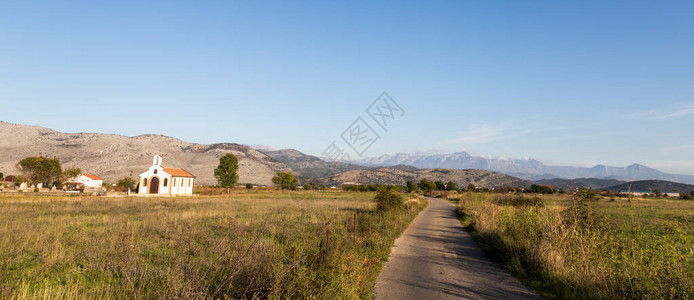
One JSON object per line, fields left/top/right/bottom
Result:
{"left": 1, "top": 1, "right": 693, "bottom": 174}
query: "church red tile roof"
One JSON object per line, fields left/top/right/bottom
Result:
{"left": 83, "top": 174, "right": 102, "bottom": 180}
{"left": 163, "top": 168, "right": 195, "bottom": 178}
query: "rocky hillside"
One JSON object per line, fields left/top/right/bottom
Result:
{"left": 320, "top": 167, "right": 531, "bottom": 189}
{"left": 259, "top": 149, "right": 366, "bottom": 179}
{"left": 0, "top": 121, "right": 290, "bottom": 185}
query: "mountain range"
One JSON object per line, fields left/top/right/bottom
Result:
{"left": 356, "top": 152, "right": 694, "bottom": 185}
{"left": 2, "top": 121, "right": 693, "bottom": 191}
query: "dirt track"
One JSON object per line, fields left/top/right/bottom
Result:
{"left": 374, "top": 197, "right": 542, "bottom": 299}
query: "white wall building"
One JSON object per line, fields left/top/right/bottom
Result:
{"left": 138, "top": 155, "right": 195, "bottom": 196}
{"left": 75, "top": 174, "right": 103, "bottom": 189}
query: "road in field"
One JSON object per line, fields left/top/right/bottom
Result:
{"left": 374, "top": 197, "right": 542, "bottom": 300}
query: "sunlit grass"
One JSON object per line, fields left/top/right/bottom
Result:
{"left": 0, "top": 190, "right": 426, "bottom": 299}
{"left": 455, "top": 192, "right": 694, "bottom": 299}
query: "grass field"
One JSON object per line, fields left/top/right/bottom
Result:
{"left": 0, "top": 190, "right": 427, "bottom": 299}
{"left": 454, "top": 192, "right": 694, "bottom": 299}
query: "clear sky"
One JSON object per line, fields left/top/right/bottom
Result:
{"left": 1, "top": 1, "right": 693, "bottom": 174}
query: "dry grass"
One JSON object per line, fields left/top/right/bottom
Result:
{"left": 0, "top": 190, "right": 427, "bottom": 299}
{"left": 456, "top": 192, "right": 694, "bottom": 299}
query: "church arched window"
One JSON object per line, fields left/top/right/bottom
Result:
{"left": 163, "top": 178, "right": 168, "bottom": 187}
{"left": 143, "top": 178, "right": 148, "bottom": 187}
{"left": 154, "top": 169, "right": 158, "bottom": 174}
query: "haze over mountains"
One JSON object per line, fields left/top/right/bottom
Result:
{"left": 356, "top": 152, "right": 694, "bottom": 185}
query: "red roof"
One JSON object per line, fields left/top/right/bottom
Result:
{"left": 83, "top": 174, "right": 102, "bottom": 180}
{"left": 163, "top": 168, "right": 195, "bottom": 178}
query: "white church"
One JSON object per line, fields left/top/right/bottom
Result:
{"left": 138, "top": 155, "right": 195, "bottom": 195}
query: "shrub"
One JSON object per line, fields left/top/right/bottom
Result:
{"left": 117, "top": 177, "right": 136, "bottom": 189}
{"left": 375, "top": 189, "right": 405, "bottom": 212}
{"left": 245, "top": 183, "right": 253, "bottom": 189}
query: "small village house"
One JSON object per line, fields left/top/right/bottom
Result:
{"left": 75, "top": 174, "right": 103, "bottom": 189}
{"left": 138, "top": 155, "right": 195, "bottom": 196}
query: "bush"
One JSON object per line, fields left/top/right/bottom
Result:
{"left": 245, "top": 183, "right": 253, "bottom": 189}
{"left": 375, "top": 189, "right": 405, "bottom": 212}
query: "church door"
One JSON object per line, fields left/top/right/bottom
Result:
{"left": 149, "top": 177, "right": 159, "bottom": 194}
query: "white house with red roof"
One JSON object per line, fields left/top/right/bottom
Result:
{"left": 76, "top": 174, "right": 103, "bottom": 189}
{"left": 138, "top": 155, "right": 195, "bottom": 195}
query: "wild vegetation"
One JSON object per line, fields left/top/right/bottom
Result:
{"left": 0, "top": 190, "right": 426, "bottom": 299}
{"left": 454, "top": 191, "right": 694, "bottom": 299}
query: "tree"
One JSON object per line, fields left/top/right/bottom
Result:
{"left": 465, "top": 183, "right": 476, "bottom": 192}
{"left": 0, "top": 172, "right": 3, "bottom": 179}
{"left": 62, "top": 167, "right": 82, "bottom": 183}
{"left": 16, "top": 156, "right": 62, "bottom": 187}
{"left": 214, "top": 153, "right": 239, "bottom": 193}
{"left": 272, "top": 172, "right": 297, "bottom": 190}
{"left": 445, "top": 181, "right": 458, "bottom": 191}
{"left": 245, "top": 183, "right": 253, "bottom": 189}
{"left": 418, "top": 178, "right": 436, "bottom": 193}
{"left": 405, "top": 180, "right": 419, "bottom": 193}
{"left": 434, "top": 181, "right": 446, "bottom": 191}
{"left": 117, "top": 177, "right": 136, "bottom": 189}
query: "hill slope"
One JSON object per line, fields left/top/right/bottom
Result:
{"left": 321, "top": 167, "right": 531, "bottom": 188}
{"left": 603, "top": 180, "right": 694, "bottom": 193}
{"left": 259, "top": 149, "right": 365, "bottom": 179}
{"left": 535, "top": 178, "right": 627, "bottom": 191}
{"left": 0, "top": 121, "right": 289, "bottom": 185}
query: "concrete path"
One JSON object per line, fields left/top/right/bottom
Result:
{"left": 374, "top": 197, "right": 542, "bottom": 300}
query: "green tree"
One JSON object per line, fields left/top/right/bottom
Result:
{"left": 117, "top": 177, "right": 136, "bottom": 189}
{"left": 445, "top": 181, "right": 458, "bottom": 191}
{"left": 465, "top": 183, "right": 476, "bottom": 192}
{"left": 16, "top": 156, "right": 62, "bottom": 187}
{"left": 245, "top": 183, "right": 253, "bottom": 189}
{"left": 405, "top": 180, "right": 419, "bottom": 193}
{"left": 434, "top": 181, "right": 446, "bottom": 191}
{"left": 0, "top": 172, "right": 3, "bottom": 179}
{"left": 272, "top": 172, "right": 297, "bottom": 190}
{"left": 418, "top": 178, "right": 436, "bottom": 193}
{"left": 62, "top": 167, "right": 82, "bottom": 183}
{"left": 214, "top": 153, "right": 239, "bottom": 193}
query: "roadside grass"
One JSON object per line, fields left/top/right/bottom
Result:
{"left": 0, "top": 190, "right": 427, "bottom": 299}
{"left": 455, "top": 192, "right": 694, "bottom": 299}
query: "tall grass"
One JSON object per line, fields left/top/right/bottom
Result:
{"left": 456, "top": 192, "right": 694, "bottom": 299}
{"left": 0, "top": 190, "right": 426, "bottom": 299}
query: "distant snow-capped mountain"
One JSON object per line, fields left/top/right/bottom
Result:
{"left": 356, "top": 152, "right": 694, "bottom": 185}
